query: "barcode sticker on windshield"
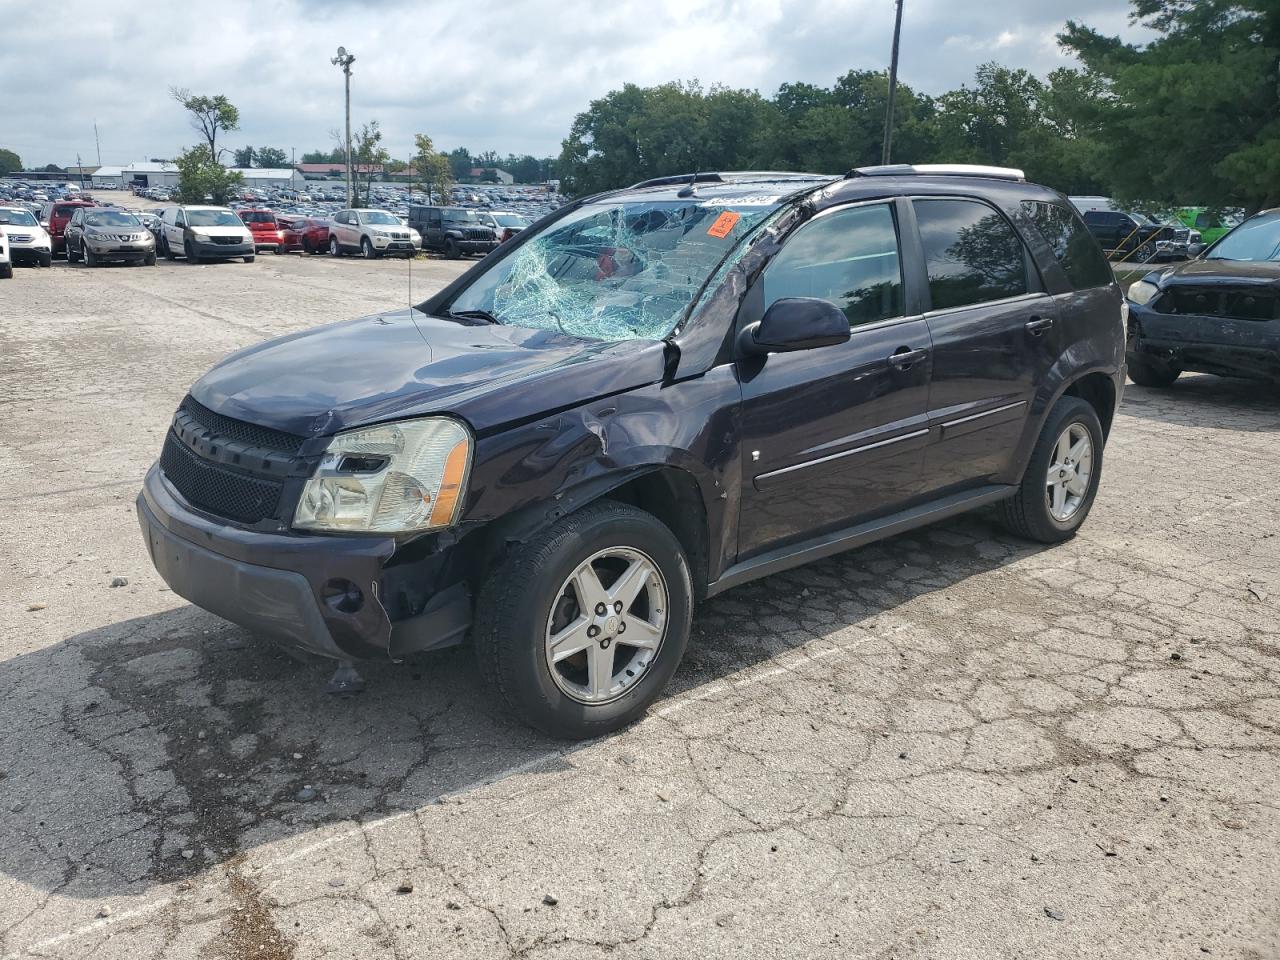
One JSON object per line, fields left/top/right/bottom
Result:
{"left": 707, "top": 211, "right": 741, "bottom": 239}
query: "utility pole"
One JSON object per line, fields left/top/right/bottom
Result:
{"left": 93, "top": 122, "right": 102, "bottom": 166}
{"left": 881, "top": 0, "right": 904, "bottom": 165}
{"left": 331, "top": 46, "right": 356, "bottom": 207}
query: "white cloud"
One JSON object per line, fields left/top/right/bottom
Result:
{"left": 1, "top": 0, "right": 1151, "bottom": 167}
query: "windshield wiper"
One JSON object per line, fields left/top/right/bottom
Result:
{"left": 447, "top": 309, "right": 502, "bottom": 325}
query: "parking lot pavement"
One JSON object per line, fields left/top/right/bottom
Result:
{"left": 1, "top": 257, "right": 1277, "bottom": 960}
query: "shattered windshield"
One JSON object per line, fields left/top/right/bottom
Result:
{"left": 446, "top": 197, "right": 780, "bottom": 341}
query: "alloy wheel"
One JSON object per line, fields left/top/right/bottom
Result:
{"left": 544, "top": 547, "right": 668, "bottom": 705}
{"left": 1046, "top": 422, "right": 1093, "bottom": 522}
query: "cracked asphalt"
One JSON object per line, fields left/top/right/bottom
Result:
{"left": 2, "top": 211, "right": 1278, "bottom": 959}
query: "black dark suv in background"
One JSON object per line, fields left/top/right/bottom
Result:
{"left": 1079, "top": 207, "right": 1191, "bottom": 261}
{"left": 406, "top": 205, "right": 500, "bottom": 258}
{"left": 138, "top": 165, "right": 1125, "bottom": 739}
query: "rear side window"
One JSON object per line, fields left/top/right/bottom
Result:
{"left": 913, "top": 198, "right": 1029, "bottom": 310}
{"left": 763, "top": 203, "right": 903, "bottom": 328}
{"left": 1021, "top": 200, "right": 1113, "bottom": 291}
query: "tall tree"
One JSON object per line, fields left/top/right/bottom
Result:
{"left": 346, "top": 121, "right": 390, "bottom": 206}
{"left": 170, "top": 89, "right": 240, "bottom": 163}
{"left": 1061, "top": 0, "right": 1280, "bottom": 212}
{"left": 0, "top": 148, "right": 21, "bottom": 176}
{"left": 232, "top": 146, "right": 256, "bottom": 168}
{"left": 174, "top": 145, "right": 244, "bottom": 204}
{"left": 412, "top": 134, "right": 453, "bottom": 203}
{"left": 256, "top": 146, "right": 289, "bottom": 168}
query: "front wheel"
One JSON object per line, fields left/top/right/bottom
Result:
{"left": 444, "top": 238, "right": 461, "bottom": 260}
{"left": 1128, "top": 356, "right": 1180, "bottom": 388}
{"left": 244, "top": 255, "right": 255, "bottom": 263}
{"left": 67, "top": 241, "right": 81, "bottom": 264}
{"left": 39, "top": 251, "right": 52, "bottom": 268}
{"left": 361, "top": 237, "right": 378, "bottom": 259}
{"left": 329, "top": 236, "right": 340, "bottom": 256}
{"left": 144, "top": 251, "right": 157, "bottom": 267}
{"left": 473, "top": 501, "right": 693, "bottom": 739}
{"left": 162, "top": 236, "right": 175, "bottom": 260}
{"left": 999, "top": 396, "right": 1104, "bottom": 544}
{"left": 84, "top": 245, "right": 98, "bottom": 267}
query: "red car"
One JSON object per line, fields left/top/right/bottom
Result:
{"left": 239, "top": 209, "right": 283, "bottom": 253}
{"left": 279, "top": 216, "right": 331, "bottom": 255}
{"left": 40, "top": 199, "right": 96, "bottom": 256}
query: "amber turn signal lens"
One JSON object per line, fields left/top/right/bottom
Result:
{"left": 429, "top": 438, "right": 470, "bottom": 527}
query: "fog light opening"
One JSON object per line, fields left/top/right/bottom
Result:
{"left": 323, "top": 578, "right": 364, "bottom": 614}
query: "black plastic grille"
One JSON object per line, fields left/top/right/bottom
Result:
{"left": 160, "top": 431, "right": 284, "bottom": 524}
{"left": 1156, "top": 288, "right": 1279, "bottom": 322}
{"left": 180, "top": 396, "right": 305, "bottom": 454}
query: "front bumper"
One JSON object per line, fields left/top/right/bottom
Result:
{"left": 9, "top": 244, "right": 51, "bottom": 263}
{"left": 137, "top": 465, "right": 472, "bottom": 660}
{"left": 85, "top": 239, "right": 154, "bottom": 262}
{"left": 372, "top": 236, "right": 419, "bottom": 252}
{"left": 1128, "top": 303, "right": 1280, "bottom": 381}
{"left": 192, "top": 238, "right": 254, "bottom": 258}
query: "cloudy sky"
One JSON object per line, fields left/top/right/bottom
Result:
{"left": 3, "top": 0, "right": 1150, "bottom": 168}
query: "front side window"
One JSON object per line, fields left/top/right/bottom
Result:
{"left": 914, "top": 198, "right": 1029, "bottom": 310}
{"left": 1021, "top": 200, "right": 1113, "bottom": 291}
{"left": 763, "top": 203, "right": 903, "bottom": 328}
{"left": 446, "top": 197, "right": 779, "bottom": 342}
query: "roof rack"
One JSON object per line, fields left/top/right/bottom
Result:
{"left": 629, "top": 171, "right": 832, "bottom": 190}
{"left": 847, "top": 163, "right": 1026, "bottom": 182}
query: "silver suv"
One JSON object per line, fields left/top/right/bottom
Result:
{"left": 327, "top": 208, "right": 420, "bottom": 259}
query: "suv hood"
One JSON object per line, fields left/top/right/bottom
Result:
{"left": 1154, "top": 258, "right": 1280, "bottom": 290}
{"left": 190, "top": 309, "right": 668, "bottom": 437}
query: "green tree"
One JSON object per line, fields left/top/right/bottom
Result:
{"left": 301, "top": 148, "right": 343, "bottom": 164}
{"left": 347, "top": 121, "right": 390, "bottom": 206}
{"left": 412, "top": 134, "right": 453, "bottom": 203}
{"left": 256, "top": 146, "right": 289, "bottom": 168}
{"left": 41, "top": 163, "right": 66, "bottom": 173}
{"left": 174, "top": 145, "right": 244, "bottom": 204}
{"left": 170, "top": 89, "right": 241, "bottom": 163}
{"left": 1060, "top": 0, "right": 1280, "bottom": 212}
{"left": 0, "top": 148, "right": 21, "bottom": 176}
{"left": 232, "top": 146, "right": 256, "bottom": 167}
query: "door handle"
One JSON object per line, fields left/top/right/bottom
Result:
{"left": 1025, "top": 316, "right": 1054, "bottom": 336}
{"left": 887, "top": 347, "right": 928, "bottom": 369}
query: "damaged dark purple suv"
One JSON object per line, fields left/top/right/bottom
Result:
{"left": 138, "top": 165, "right": 1126, "bottom": 739}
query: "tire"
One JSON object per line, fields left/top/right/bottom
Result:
{"left": 998, "top": 396, "right": 1105, "bottom": 544}
{"left": 473, "top": 501, "right": 694, "bottom": 740}
{"left": 162, "top": 236, "right": 175, "bottom": 261}
{"left": 0, "top": 263, "right": 11, "bottom": 279}
{"left": 84, "top": 245, "right": 98, "bottom": 268}
{"left": 244, "top": 255, "right": 255, "bottom": 263}
{"left": 361, "top": 237, "right": 378, "bottom": 259}
{"left": 184, "top": 240, "right": 201, "bottom": 264}
{"left": 67, "top": 240, "right": 81, "bottom": 264}
{"left": 39, "top": 251, "right": 52, "bottom": 268}
{"left": 444, "top": 238, "right": 461, "bottom": 260}
{"left": 329, "top": 236, "right": 340, "bottom": 256}
{"left": 1128, "top": 356, "right": 1180, "bottom": 388}
{"left": 144, "top": 251, "right": 156, "bottom": 267}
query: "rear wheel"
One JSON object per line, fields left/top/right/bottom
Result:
{"left": 998, "top": 396, "right": 1104, "bottom": 544}
{"left": 1128, "top": 356, "right": 1180, "bottom": 388}
{"left": 473, "top": 501, "right": 693, "bottom": 739}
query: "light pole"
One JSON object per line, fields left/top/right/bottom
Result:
{"left": 331, "top": 46, "right": 355, "bottom": 207}
{"left": 881, "top": 0, "right": 904, "bottom": 165}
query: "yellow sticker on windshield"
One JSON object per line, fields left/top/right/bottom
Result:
{"left": 707, "top": 210, "right": 741, "bottom": 239}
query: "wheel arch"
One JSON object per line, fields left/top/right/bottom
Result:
{"left": 1061, "top": 371, "right": 1117, "bottom": 438}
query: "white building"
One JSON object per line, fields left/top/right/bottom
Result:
{"left": 229, "top": 168, "right": 305, "bottom": 190}
{"left": 122, "top": 161, "right": 181, "bottom": 189}
{"left": 90, "top": 165, "right": 125, "bottom": 189}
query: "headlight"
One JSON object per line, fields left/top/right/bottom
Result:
{"left": 293, "top": 417, "right": 472, "bottom": 533}
{"left": 192, "top": 231, "right": 210, "bottom": 241}
{"left": 1127, "top": 279, "right": 1159, "bottom": 305}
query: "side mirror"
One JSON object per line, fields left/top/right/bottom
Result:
{"left": 738, "top": 297, "right": 851, "bottom": 357}
{"left": 1187, "top": 242, "right": 1207, "bottom": 258}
